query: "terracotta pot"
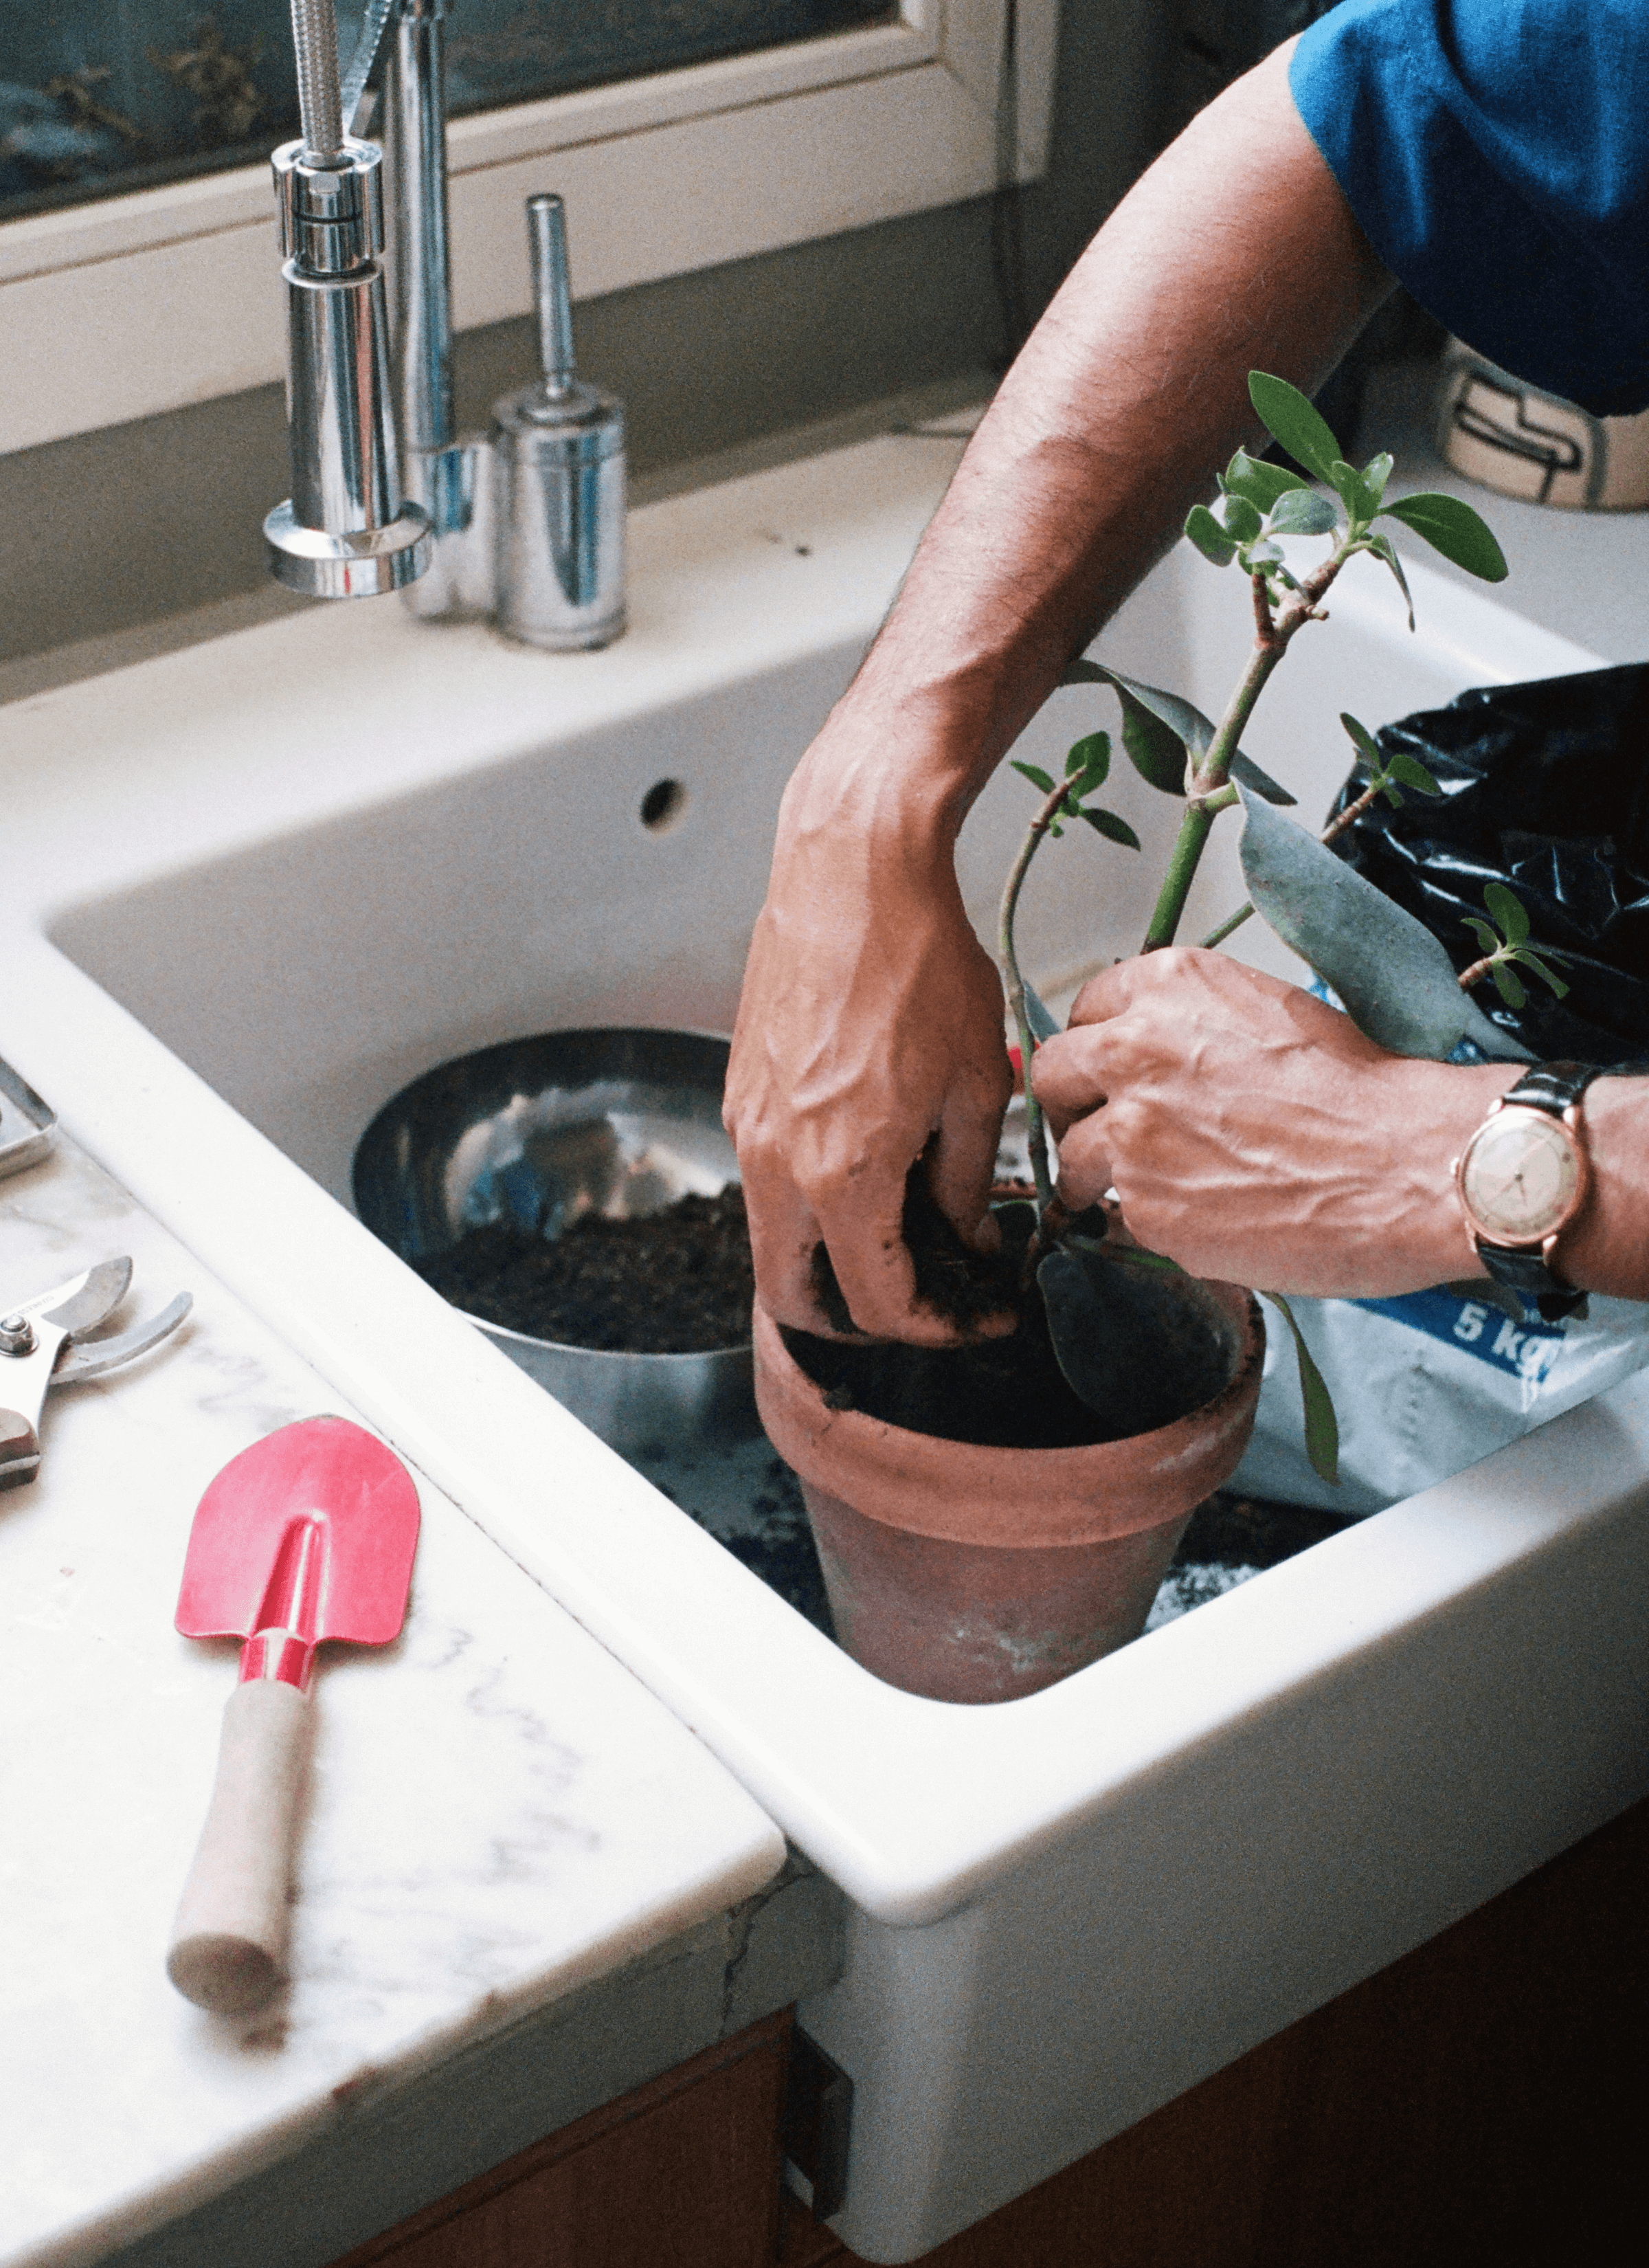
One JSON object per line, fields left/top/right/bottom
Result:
{"left": 753, "top": 1282, "right": 1265, "bottom": 1704}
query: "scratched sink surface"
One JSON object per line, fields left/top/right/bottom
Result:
{"left": 20, "top": 430, "right": 1649, "bottom": 2258}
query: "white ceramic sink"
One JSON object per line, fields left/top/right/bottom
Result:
{"left": 7, "top": 432, "right": 1649, "bottom": 2260}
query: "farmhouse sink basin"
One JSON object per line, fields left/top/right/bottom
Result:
{"left": 7, "top": 431, "right": 1648, "bottom": 2260}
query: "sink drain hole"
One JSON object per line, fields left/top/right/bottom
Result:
{"left": 640, "top": 777, "right": 687, "bottom": 832}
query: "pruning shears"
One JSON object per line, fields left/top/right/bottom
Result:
{"left": 0, "top": 1259, "right": 192, "bottom": 1490}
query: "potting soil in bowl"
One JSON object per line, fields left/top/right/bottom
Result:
{"left": 413, "top": 1185, "right": 754, "bottom": 1353}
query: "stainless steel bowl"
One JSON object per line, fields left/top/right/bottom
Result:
{"left": 353, "top": 1029, "right": 756, "bottom": 1458}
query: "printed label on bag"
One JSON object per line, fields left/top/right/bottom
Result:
{"left": 1351, "top": 1287, "right": 1566, "bottom": 1383}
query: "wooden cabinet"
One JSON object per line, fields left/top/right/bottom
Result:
{"left": 335, "top": 1802, "right": 1647, "bottom": 2268}
{"left": 332, "top": 2012, "right": 792, "bottom": 2268}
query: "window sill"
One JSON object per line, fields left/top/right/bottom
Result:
{"left": 0, "top": 3, "right": 1056, "bottom": 456}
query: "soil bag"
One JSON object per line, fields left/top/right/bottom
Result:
{"left": 1327, "top": 661, "right": 1649, "bottom": 1064}
{"left": 1238, "top": 1285, "right": 1649, "bottom": 1513}
{"left": 1233, "top": 663, "right": 1649, "bottom": 1512}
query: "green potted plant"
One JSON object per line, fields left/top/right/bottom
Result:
{"left": 756, "top": 375, "right": 1549, "bottom": 1704}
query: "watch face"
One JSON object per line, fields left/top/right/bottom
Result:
{"left": 1459, "top": 1107, "right": 1582, "bottom": 1244}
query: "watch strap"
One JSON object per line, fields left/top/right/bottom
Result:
{"left": 1496, "top": 1061, "right": 1605, "bottom": 1118}
{"left": 1472, "top": 1060, "right": 1607, "bottom": 1322}
{"left": 1475, "top": 1243, "right": 1586, "bottom": 1324}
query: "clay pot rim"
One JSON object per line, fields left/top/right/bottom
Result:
{"left": 753, "top": 1286, "right": 1266, "bottom": 1550}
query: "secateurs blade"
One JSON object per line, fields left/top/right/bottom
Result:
{"left": 0, "top": 1258, "right": 192, "bottom": 1490}
{"left": 167, "top": 1416, "right": 421, "bottom": 2016}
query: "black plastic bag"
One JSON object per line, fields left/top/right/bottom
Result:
{"left": 1327, "top": 663, "right": 1649, "bottom": 1067}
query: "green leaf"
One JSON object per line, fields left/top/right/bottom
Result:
{"left": 1221, "top": 494, "right": 1264, "bottom": 544}
{"left": 1514, "top": 950, "right": 1571, "bottom": 999}
{"left": 1059, "top": 658, "right": 1108, "bottom": 686}
{"left": 1103, "top": 1245, "right": 1187, "bottom": 1273}
{"left": 1248, "top": 370, "right": 1343, "bottom": 483}
{"left": 1328, "top": 458, "right": 1378, "bottom": 524}
{"left": 1237, "top": 786, "right": 1531, "bottom": 1061}
{"left": 1268, "top": 487, "right": 1339, "bottom": 537}
{"left": 1049, "top": 821, "right": 1064, "bottom": 838}
{"left": 1022, "top": 980, "right": 1061, "bottom": 1042}
{"left": 1361, "top": 450, "right": 1394, "bottom": 503}
{"left": 1078, "top": 664, "right": 1212, "bottom": 792}
{"left": 1037, "top": 1244, "right": 1230, "bottom": 1434}
{"left": 1081, "top": 807, "right": 1141, "bottom": 849}
{"left": 1462, "top": 917, "right": 1501, "bottom": 955}
{"left": 1228, "top": 753, "right": 1297, "bottom": 807}
{"left": 1491, "top": 962, "right": 1528, "bottom": 1010}
{"left": 1340, "top": 712, "right": 1383, "bottom": 770}
{"left": 1064, "top": 730, "right": 1111, "bottom": 787}
{"left": 1365, "top": 533, "right": 1416, "bottom": 631}
{"left": 1011, "top": 759, "right": 1055, "bottom": 794}
{"left": 1185, "top": 504, "right": 1239, "bottom": 566}
{"left": 1387, "top": 750, "right": 1442, "bottom": 795}
{"left": 1484, "top": 881, "right": 1530, "bottom": 945}
{"left": 1243, "top": 538, "right": 1285, "bottom": 567}
{"left": 1382, "top": 781, "right": 1403, "bottom": 807}
{"left": 1380, "top": 492, "right": 1509, "bottom": 582}
{"left": 1222, "top": 449, "right": 1308, "bottom": 509}
{"left": 1266, "top": 1292, "right": 1340, "bottom": 1487}
{"left": 1119, "top": 694, "right": 1189, "bottom": 792}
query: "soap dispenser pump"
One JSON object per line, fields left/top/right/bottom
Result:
{"left": 491, "top": 194, "right": 627, "bottom": 649}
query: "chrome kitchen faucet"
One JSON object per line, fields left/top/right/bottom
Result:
{"left": 265, "top": 0, "right": 626, "bottom": 648}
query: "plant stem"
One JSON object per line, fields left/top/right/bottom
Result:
{"left": 998, "top": 780, "right": 1070, "bottom": 1219}
{"left": 1141, "top": 548, "right": 1349, "bottom": 953}
{"left": 1457, "top": 953, "right": 1496, "bottom": 992}
{"left": 1142, "top": 801, "right": 1220, "bottom": 952}
{"left": 1199, "top": 900, "right": 1255, "bottom": 950}
{"left": 1320, "top": 777, "right": 1382, "bottom": 847}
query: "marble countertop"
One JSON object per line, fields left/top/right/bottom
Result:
{"left": 1, "top": 1129, "right": 792, "bottom": 2268}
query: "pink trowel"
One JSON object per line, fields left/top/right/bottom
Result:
{"left": 167, "top": 1416, "right": 420, "bottom": 2016}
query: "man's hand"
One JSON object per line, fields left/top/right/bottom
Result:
{"left": 724, "top": 36, "right": 1394, "bottom": 1341}
{"left": 725, "top": 716, "right": 1012, "bottom": 1341}
{"left": 1032, "top": 950, "right": 1510, "bottom": 1298}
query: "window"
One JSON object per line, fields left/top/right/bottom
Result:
{"left": 0, "top": 3, "right": 899, "bottom": 225}
{"left": 0, "top": 3, "right": 1059, "bottom": 454}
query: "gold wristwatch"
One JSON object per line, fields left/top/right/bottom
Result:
{"left": 1452, "top": 1062, "right": 1602, "bottom": 1321}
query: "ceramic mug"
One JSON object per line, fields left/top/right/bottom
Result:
{"left": 1435, "top": 340, "right": 1649, "bottom": 511}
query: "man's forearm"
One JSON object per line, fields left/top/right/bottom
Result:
{"left": 845, "top": 38, "right": 1394, "bottom": 821}
{"left": 1547, "top": 1078, "right": 1649, "bottom": 1302}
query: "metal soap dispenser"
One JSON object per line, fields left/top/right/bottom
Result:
{"left": 491, "top": 194, "right": 627, "bottom": 650}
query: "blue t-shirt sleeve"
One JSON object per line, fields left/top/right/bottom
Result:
{"left": 1290, "top": 0, "right": 1649, "bottom": 416}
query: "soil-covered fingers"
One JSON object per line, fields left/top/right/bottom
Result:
{"left": 928, "top": 1054, "right": 1016, "bottom": 1252}
{"left": 734, "top": 1157, "right": 835, "bottom": 1334}
{"left": 808, "top": 1181, "right": 969, "bottom": 1346}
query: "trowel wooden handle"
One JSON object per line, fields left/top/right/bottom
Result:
{"left": 167, "top": 1678, "right": 312, "bottom": 2016}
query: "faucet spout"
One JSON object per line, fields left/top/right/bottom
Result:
{"left": 264, "top": 0, "right": 429, "bottom": 599}
{"left": 263, "top": 0, "right": 623, "bottom": 635}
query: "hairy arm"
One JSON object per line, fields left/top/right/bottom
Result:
{"left": 726, "top": 38, "right": 1395, "bottom": 1339}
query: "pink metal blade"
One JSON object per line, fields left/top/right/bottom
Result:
{"left": 175, "top": 1416, "right": 420, "bottom": 1646}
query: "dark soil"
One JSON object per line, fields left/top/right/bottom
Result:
{"left": 794, "top": 1170, "right": 1226, "bottom": 1450}
{"left": 807, "top": 1155, "right": 1024, "bottom": 1339}
{"left": 414, "top": 1186, "right": 754, "bottom": 1353}
{"left": 783, "top": 1302, "right": 1113, "bottom": 1450}
{"left": 1172, "top": 1492, "right": 1356, "bottom": 1570}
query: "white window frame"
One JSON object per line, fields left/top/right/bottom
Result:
{"left": 0, "top": 2, "right": 1059, "bottom": 456}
